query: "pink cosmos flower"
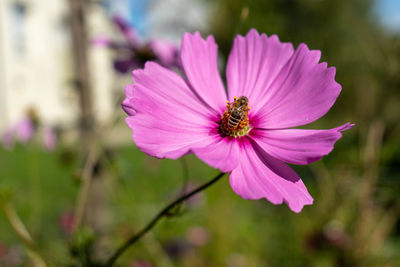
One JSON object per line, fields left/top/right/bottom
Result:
{"left": 122, "top": 29, "right": 354, "bottom": 212}
{"left": 93, "top": 15, "right": 180, "bottom": 73}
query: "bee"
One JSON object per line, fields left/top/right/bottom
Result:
{"left": 228, "top": 96, "right": 249, "bottom": 128}
{"left": 220, "top": 96, "right": 250, "bottom": 137}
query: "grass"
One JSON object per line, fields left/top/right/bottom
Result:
{"left": 0, "top": 141, "right": 398, "bottom": 266}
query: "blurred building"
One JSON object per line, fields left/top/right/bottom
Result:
{"left": 0, "top": 0, "right": 115, "bottom": 131}
{"left": 0, "top": 0, "right": 209, "bottom": 132}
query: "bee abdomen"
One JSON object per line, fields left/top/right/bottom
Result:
{"left": 228, "top": 113, "right": 242, "bottom": 128}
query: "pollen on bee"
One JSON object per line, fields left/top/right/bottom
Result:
{"left": 219, "top": 95, "right": 251, "bottom": 138}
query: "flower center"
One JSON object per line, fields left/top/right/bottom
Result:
{"left": 219, "top": 96, "right": 252, "bottom": 138}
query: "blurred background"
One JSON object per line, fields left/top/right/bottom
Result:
{"left": 0, "top": 0, "right": 400, "bottom": 266}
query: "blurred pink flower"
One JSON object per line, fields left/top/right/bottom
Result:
{"left": 1, "top": 117, "right": 35, "bottom": 149}
{"left": 93, "top": 15, "right": 180, "bottom": 73}
{"left": 186, "top": 226, "right": 210, "bottom": 246}
{"left": 59, "top": 212, "right": 75, "bottom": 235}
{"left": 15, "top": 117, "right": 34, "bottom": 143}
{"left": 43, "top": 126, "right": 57, "bottom": 151}
{"left": 123, "top": 29, "right": 353, "bottom": 212}
{"left": 1, "top": 129, "right": 14, "bottom": 150}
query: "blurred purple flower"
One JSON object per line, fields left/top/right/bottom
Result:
{"left": 93, "top": 15, "right": 180, "bottom": 73}
{"left": 43, "top": 126, "right": 57, "bottom": 151}
{"left": 123, "top": 29, "right": 354, "bottom": 212}
{"left": 163, "top": 238, "right": 192, "bottom": 259}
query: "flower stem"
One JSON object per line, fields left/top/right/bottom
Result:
{"left": 0, "top": 199, "right": 48, "bottom": 267}
{"left": 72, "top": 145, "right": 97, "bottom": 233}
{"left": 102, "top": 171, "right": 226, "bottom": 267}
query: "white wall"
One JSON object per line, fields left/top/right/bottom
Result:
{"left": 0, "top": 0, "right": 115, "bottom": 131}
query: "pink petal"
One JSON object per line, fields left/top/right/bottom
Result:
{"left": 226, "top": 29, "right": 294, "bottom": 108}
{"left": 229, "top": 138, "right": 313, "bottom": 213}
{"left": 251, "top": 123, "right": 354, "bottom": 165}
{"left": 193, "top": 135, "right": 240, "bottom": 172}
{"left": 125, "top": 62, "right": 219, "bottom": 159}
{"left": 253, "top": 43, "right": 341, "bottom": 129}
{"left": 150, "top": 39, "right": 179, "bottom": 67}
{"left": 180, "top": 32, "right": 227, "bottom": 113}
{"left": 122, "top": 84, "right": 136, "bottom": 115}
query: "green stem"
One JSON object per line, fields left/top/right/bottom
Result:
{"left": 0, "top": 199, "right": 48, "bottom": 267}
{"left": 102, "top": 172, "right": 226, "bottom": 267}
{"left": 72, "top": 145, "right": 97, "bottom": 233}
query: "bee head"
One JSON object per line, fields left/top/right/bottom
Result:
{"left": 237, "top": 96, "right": 248, "bottom": 107}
